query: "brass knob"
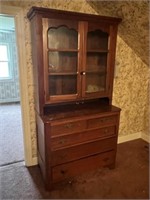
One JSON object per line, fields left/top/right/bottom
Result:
{"left": 81, "top": 71, "right": 86, "bottom": 75}
{"left": 60, "top": 139, "right": 65, "bottom": 144}
{"left": 65, "top": 124, "right": 72, "bottom": 129}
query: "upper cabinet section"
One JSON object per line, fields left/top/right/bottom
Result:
{"left": 27, "top": 7, "right": 121, "bottom": 114}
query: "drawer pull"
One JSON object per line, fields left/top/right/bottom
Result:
{"left": 61, "top": 169, "right": 67, "bottom": 174}
{"left": 68, "top": 180, "right": 73, "bottom": 184}
{"left": 59, "top": 139, "right": 66, "bottom": 144}
{"left": 64, "top": 124, "right": 73, "bottom": 129}
{"left": 100, "top": 118, "right": 109, "bottom": 123}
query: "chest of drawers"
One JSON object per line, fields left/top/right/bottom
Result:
{"left": 36, "top": 103, "right": 120, "bottom": 190}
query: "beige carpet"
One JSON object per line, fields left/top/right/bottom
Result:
{"left": 0, "top": 103, "right": 24, "bottom": 166}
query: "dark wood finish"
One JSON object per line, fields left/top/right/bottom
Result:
{"left": 27, "top": 7, "right": 121, "bottom": 190}
{"left": 27, "top": 7, "right": 122, "bottom": 24}
{"left": 51, "top": 127, "right": 116, "bottom": 150}
{"left": 36, "top": 102, "right": 120, "bottom": 190}
{"left": 52, "top": 150, "right": 115, "bottom": 182}
{"left": 51, "top": 137, "right": 117, "bottom": 166}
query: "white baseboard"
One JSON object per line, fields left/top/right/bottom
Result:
{"left": 118, "top": 131, "right": 149, "bottom": 144}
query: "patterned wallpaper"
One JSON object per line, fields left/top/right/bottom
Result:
{"left": 114, "top": 36, "right": 149, "bottom": 137}
{"left": 1, "top": 0, "right": 149, "bottom": 158}
{"left": 0, "top": 31, "right": 20, "bottom": 103}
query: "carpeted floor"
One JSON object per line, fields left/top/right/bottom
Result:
{"left": 0, "top": 103, "right": 24, "bottom": 166}
{"left": 0, "top": 139, "right": 149, "bottom": 199}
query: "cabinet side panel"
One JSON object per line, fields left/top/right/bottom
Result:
{"left": 107, "top": 25, "right": 118, "bottom": 104}
{"left": 110, "top": 111, "right": 121, "bottom": 169}
{"left": 30, "top": 15, "right": 44, "bottom": 114}
{"left": 36, "top": 114, "right": 46, "bottom": 179}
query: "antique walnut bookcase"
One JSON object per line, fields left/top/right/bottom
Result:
{"left": 27, "top": 7, "right": 122, "bottom": 190}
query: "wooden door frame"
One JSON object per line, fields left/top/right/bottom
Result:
{"left": 0, "top": 5, "right": 37, "bottom": 166}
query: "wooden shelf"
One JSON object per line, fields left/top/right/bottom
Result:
{"left": 48, "top": 48, "right": 78, "bottom": 52}
{"left": 87, "top": 50, "right": 109, "bottom": 53}
{"left": 48, "top": 72, "right": 78, "bottom": 76}
{"left": 86, "top": 71, "right": 106, "bottom": 74}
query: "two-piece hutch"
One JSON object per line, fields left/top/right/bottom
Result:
{"left": 27, "top": 7, "right": 121, "bottom": 190}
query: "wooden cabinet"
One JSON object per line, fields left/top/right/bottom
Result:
{"left": 27, "top": 7, "right": 121, "bottom": 190}
{"left": 44, "top": 20, "right": 111, "bottom": 104}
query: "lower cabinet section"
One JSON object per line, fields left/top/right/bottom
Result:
{"left": 52, "top": 150, "right": 115, "bottom": 183}
{"left": 51, "top": 137, "right": 117, "bottom": 166}
{"left": 36, "top": 104, "right": 120, "bottom": 190}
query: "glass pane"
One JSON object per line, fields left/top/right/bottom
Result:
{"left": 49, "top": 75, "right": 77, "bottom": 95}
{"left": 48, "top": 52, "right": 77, "bottom": 73}
{"left": 86, "top": 52, "right": 107, "bottom": 72}
{"left": 86, "top": 73, "right": 106, "bottom": 93}
{"left": 48, "top": 26, "right": 78, "bottom": 49}
{"left": 0, "top": 45, "right": 8, "bottom": 61}
{"left": 87, "top": 30, "right": 108, "bottom": 50}
{"left": 0, "top": 62, "right": 9, "bottom": 78}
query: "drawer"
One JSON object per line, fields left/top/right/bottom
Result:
{"left": 51, "top": 137, "right": 117, "bottom": 166}
{"left": 87, "top": 115, "right": 117, "bottom": 129}
{"left": 51, "top": 120, "right": 86, "bottom": 136}
{"left": 51, "top": 126, "right": 116, "bottom": 150}
{"left": 52, "top": 150, "right": 115, "bottom": 182}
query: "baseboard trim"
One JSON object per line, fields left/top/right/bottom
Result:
{"left": 141, "top": 132, "right": 150, "bottom": 143}
{"left": 118, "top": 132, "right": 141, "bottom": 144}
{"left": 118, "top": 131, "right": 149, "bottom": 144}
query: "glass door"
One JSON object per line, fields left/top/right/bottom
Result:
{"left": 43, "top": 19, "right": 79, "bottom": 103}
{"left": 83, "top": 24, "right": 109, "bottom": 97}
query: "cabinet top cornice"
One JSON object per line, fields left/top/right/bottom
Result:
{"left": 27, "top": 6, "right": 122, "bottom": 24}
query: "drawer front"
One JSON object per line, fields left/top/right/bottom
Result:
{"left": 51, "top": 120, "right": 86, "bottom": 136}
{"left": 52, "top": 150, "right": 115, "bottom": 182}
{"left": 87, "top": 115, "right": 117, "bottom": 129}
{"left": 51, "top": 126, "right": 116, "bottom": 150}
{"left": 51, "top": 137, "right": 117, "bottom": 166}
